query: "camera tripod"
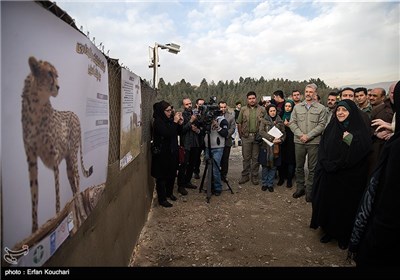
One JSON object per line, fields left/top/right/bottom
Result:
{"left": 199, "top": 131, "right": 234, "bottom": 203}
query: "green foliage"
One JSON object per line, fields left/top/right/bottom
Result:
{"left": 154, "top": 76, "right": 334, "bottom": 108}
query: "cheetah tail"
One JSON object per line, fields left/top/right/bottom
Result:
{"left": 80, "top": 138, "right": 93, "bottom": 178}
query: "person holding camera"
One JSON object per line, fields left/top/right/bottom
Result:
{"left": 177, "top": 98, "right": 202, "bottom": 195}
{"left": 204, "top": 113, "right": 229, "bottom": 196}
{"left": 151, "top": 101, "right": 183, "bottom": 207}
{"left": 193, "top": 98, "right": 205, "bottom": 180}
{"left": 219, "top": 101, "right": 236, "bottom": 182}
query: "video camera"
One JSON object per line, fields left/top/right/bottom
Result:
{"left": 196, "top": 96, "right": 222, "bottom": 127}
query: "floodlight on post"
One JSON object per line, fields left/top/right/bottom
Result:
{"left": 148, "top": 42, "right": 180, "bottom": 89}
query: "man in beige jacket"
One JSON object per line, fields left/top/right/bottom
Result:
{"left": 289, "top": 83, "right": 327, "bottom": 202}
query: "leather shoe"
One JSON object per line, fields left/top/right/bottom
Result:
{"left": 214, "top": 191, "right": 221, "bottom": 196}
{"left": 168, "top": 194, "right": 177, "bottom": 201}
{"left": 261, "top": 185, "right": 268, "bottom": 191}
{"left": 178, "top": 187, "right": 188, "bottom": 196}
{"left": 185, "top": 183, "right": 197, "bottom": 189}
{"left": 268, "top": 186, "right": 274, "bottom": 192}
{"left": 238, "top": 176, "right": 250, "bottom": 184}
{"left": 320, "top": 234, "right": 332, "bottom": 243}
{"left": 277, "top": 179, "right": 284, "bottom": 186}
{"left": 292, "top": 189, "right": 305, "bottom": 198}
{"left": 251, "top": 177, "right": 259, "bottom": 185}
{"left": 305, "top": 193, "right": 312, "bottom": 202}
{"left": 193, "top": 173, "right": 200, "bottom": 179}
{"left": 286, "top": 182, "right": 293, "bottom": 188}
{"left": 159, "top": 200, "right": 173, "bottom": 208}
{"left": 338, "top": 241, "right": 348, "bottom": 250}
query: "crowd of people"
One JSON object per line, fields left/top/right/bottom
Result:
{"left": 150, "top": 80, "right": 399, "bottom": 267}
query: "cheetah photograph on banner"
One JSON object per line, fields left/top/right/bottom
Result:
{"left": 1, "top": 1, "right": 109, "bottom": 265}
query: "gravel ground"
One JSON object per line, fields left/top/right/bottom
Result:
{"left": 129, "top": 146, "right": 355, "bottom": 268}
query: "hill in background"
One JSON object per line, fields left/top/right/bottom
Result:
{"left": 341, "top": 81, "right": 396, "bottom": 92}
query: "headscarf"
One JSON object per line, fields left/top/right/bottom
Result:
{"left": 319, "top": 99, "right": 371, "bottom": 171}
{"left": 265, "top": 104, "right": 277, "bottom": 121}
{"left": 153, "top": 100, "right": 171, "bottom": 121}
{"left": 336, "top": 100, "right": 353, "bottom": 128}
{"left": 393, "top": 81, "right": 400, "bottom": 136}
{"left": 282, "top": 99, "right": 295, "bottom": 122}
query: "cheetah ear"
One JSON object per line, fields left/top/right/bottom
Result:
{"left": 28, "top": 56, "right": 40, "bottom": 76}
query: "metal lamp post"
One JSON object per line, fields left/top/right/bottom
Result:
{"left": 149, "top": 42, "right": 180, "bottom": 89}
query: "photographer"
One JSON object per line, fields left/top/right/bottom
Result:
{"left": 177, "top": 98, "right": 202, "bottom": 195}
{"left": 204, "top": 112, "right": 229, "bottom": 196}
{"left": 218, "top": 101, "right": 236, "bottom": 182}
{"left": 151, "top": 101, "right": 183, "bottom": 207}
{"left": 193, "top": 98, "right": 205, "bottom": 179}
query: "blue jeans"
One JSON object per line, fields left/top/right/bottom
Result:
{"left": 204, "top": 148, "right": 223, "bottom": 191}
{"left": 262, "top": 165, "right": 277, "bottom": 187}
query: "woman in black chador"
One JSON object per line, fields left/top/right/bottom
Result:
{"left": 151, "top": 101, "right": 183, "bottom": 207}
{"left": 348, "top": 81, "right": 400, "bottom": 267}
{"left": 310, "top": 99, "right": 371, "bottom": 249}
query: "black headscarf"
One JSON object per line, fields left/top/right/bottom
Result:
{"left": 393, "top": 81, "right": 400, "bottom": 136}
{"left": 319, "top": 99, "right": 371, "bottom": 172}
{"left": 153, "top": 100, "right": 171, "bottom": 121}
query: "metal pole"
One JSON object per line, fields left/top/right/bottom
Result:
{"left": 153, "top": 44, "right": 159, "bottom": 89}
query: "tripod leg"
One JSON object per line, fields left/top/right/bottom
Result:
{"left": 199, "top": 160, "right": 208, "bottom": 193}
{"left": 206, "top": 159, "right": 213, "bottom": 202}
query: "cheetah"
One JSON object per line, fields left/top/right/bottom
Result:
{"left": 21, "top": 56, "right": 93, "bottom": 233}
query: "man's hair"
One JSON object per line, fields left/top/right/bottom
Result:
{"left": 339, "top": 87, "right": 354, "bottom": 97}
{"left": 195, "top": 98, "right": 205, "bottom": 105}
{"left": 328, "top": 91, "right": 338, "bottom": 97}
{"left": 292, "top": 89, "right": 300, "bottom": 94}
{"left": 247, "top": 91, "right": 257, "bottom": 98}
{"left": 273, "top": 90, "right": 284, "bottom": 99}
{"left": 218, "top": 101, "right": 227, "bottom": 106}
{"left": 354, "top": 87, "right": 368, "bottom": 95}
{"left": 182, "top": 97, "right": 190, "bottom": 105}
{"left": 235, "top": 101, "right": 241, "bottom": 105}
{"left": 306, "top": 83, "right": 318, "bottom": 91}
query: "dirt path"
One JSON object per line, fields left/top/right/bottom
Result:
{"left": 129, "top": 146, "right": 355, "bottom": 267}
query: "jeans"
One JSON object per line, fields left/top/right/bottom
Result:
{"left": 204, "top": 147, "right": 223, "bottom": 191}
{"left": 261, "top": 165, "right": 277, "bottom": 187}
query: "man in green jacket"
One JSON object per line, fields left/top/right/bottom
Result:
{"left": 237, "top": 91, "right": 266, "bottom": 185}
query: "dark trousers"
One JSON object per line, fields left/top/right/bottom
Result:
{"left": 156, "top": 177, "right": 175, "bottom": 203}
{"left": 178, "top": 147, "right": 201, "bottom": 187}
{"left": 194, "top": 145, "right": 204, "bottom": 175}
{"left": 278, "top": 163, "right": 295, "bottom": 184}
{"left": 220, "top": 146, "right": 231, "bottom": 179}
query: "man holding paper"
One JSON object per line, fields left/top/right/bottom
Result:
{"left": 289, "top": 83, "right": 327, "bottom": 202}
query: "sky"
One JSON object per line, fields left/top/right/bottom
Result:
{"left": 56, "top": 0, "right": 399, "bottom": 88}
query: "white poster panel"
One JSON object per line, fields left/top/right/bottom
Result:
{"left": 120, "top": 69, "right": 142, "bottom": 169}
{"left": 1, "top": 1, "right": 109, "bottom": 253}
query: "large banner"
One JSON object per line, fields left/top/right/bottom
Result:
{"left": 1, "top": 2, "right": 109, "bottom": 265}
{"left": 120, "top": 69, "right": 142, "bottom": 170}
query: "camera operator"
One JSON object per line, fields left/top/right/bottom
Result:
{"left": 193, "top": 98, "right": 205, "bottom": 179}
{"left": 218, "top": 101, "right": 236, "bottom": 182}
{"left": 177, "top": 98, "right": 201, "bottom": 195}
{"left": 204, "top": 111, "right": 229, "bottom": 196}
